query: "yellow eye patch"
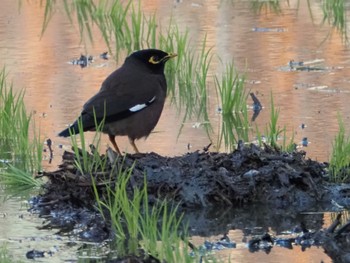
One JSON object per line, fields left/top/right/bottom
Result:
{"left": 149, "top": 56, "right": 160, "bottom": 64}
{"left": 149, "top": 53, "right": 177, "bottom": 64}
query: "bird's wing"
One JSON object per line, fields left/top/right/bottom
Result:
{"left": 81, "top": 69, "right": 165, "bottom": 126}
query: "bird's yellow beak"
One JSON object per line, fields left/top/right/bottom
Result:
{"left": 166, "top": 53, "right": 177, "bottom": 60}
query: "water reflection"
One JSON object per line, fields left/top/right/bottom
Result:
{"left": 0, "top": 189, "right": 79, "bottom": 262}
{"left": 185, "top": 204, "right": 326, "bottom": 237}
{"left": 2, "top": 0, "right": 350, "bottom": 163}
{"left": 185, "top": 205, "right": 332, "bottom": 262}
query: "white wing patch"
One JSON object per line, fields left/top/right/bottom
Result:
{"left": 129, "top": 104, "right": 146, "bottom": 112}
{"left": 129, "top": 96, "right": 156, "bottom": 112}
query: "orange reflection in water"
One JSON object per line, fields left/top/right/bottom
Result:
{"left": 2, "top": 0, "right": 348, "bottom": 262}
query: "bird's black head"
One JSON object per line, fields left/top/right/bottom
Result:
{"left": 125, "top": 49, "right": 177, "bottom": 74}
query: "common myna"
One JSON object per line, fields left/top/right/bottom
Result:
{"left": 58, "top": 49, "right": 177, "bottom": 154}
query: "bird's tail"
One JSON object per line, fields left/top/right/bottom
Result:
{"left": 58, "top": 122, "right": 80, "bottom": 137}
{"left": 58, "top": 113, "right": 101, "bottom": 137}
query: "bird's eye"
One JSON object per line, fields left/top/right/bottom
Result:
{"left": 149, "top": 55, "right": 160, "bottom": 64}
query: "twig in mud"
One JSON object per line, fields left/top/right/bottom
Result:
{"left": 203, "top": 143, "right": 212, "bottom": 152}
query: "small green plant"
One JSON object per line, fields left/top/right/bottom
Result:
{"left": 129, "top": 2, "right": 142, "bottom": 51}
{"left": 0, "top": 68, "right": 43, "bottom": 188}
{"left": 217, "top": 111, "right": 250, "bottom": 152}
{"left": 195, "top": 35, "right": 212, "bottom": 124}
{"left": 0, "top": 165, "right": 42, "bottom": 191}
{"left": 215, "top": 62, "right": 247, "bottom": 115}
{"left": 215, "top": 62, "right": 249, "bottom": 151}
{"left": 69, "top": 110, "right": 108, "bottom": 175}
{"left": 281, "top": 128, "right": 296, "bottom": 152}
{"left": 175, "top": 35, "right": 214, "bottom": 137}
{"left": 265, "top": 93, "right": 281, "bottom": 147}
{"left": 254, "top": 93, "right": 295, "bottom": 151}
{"left": 91, "top": 167, "right": 196, "bottom": 262}
{"left": 329, "top": 114, "right": 350, "bottom": 183}
{"left": 109, "top": 0, "right": 133, "bottom": 54}
{"left": 159, "top": 22, "right": 179, "bottom": 96}
{"left": 176, "top": 51, "right": 197, "bottom": 125}
{"left": 255, "top": 93, "right": 283, "bottom": 148}
{"left": 144, "top": 13, "right": 157, "bottom": 49}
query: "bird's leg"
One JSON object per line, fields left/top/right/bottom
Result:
{"left": 129, "top": 138, "right": 140, "bottom": 153}
{"left": 108, "top": 134, "right": 121, "bottom": 155}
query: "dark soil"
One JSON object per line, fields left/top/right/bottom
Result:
{"left": 30, "top": 143, "right": 350, "bottom": 262}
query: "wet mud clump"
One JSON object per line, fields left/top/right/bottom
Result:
{"left": 321, "top": 214, "right": 350, "bottom": 263}
{"left": 37, "top": 143, "right": 333, "bottom": 208}
{"left": 30, "top": 143, "right": 350, "bottom": 261}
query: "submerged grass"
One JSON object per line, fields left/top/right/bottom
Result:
{"left": 0, "top": 68, "right": 42, "bottom": 188}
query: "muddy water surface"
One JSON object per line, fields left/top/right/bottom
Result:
{"left": 1, "top": 0, "right": 350, "bottom": 262}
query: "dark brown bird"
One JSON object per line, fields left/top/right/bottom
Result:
{"left": 58, "top": 49, "right": 177, "bottom": 154}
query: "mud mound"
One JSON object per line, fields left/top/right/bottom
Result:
{"left": 29, "top": 143, "right": 350, "bottom": 262}
{"left": 39, "top": 143, "right": 330, "bottom": 209}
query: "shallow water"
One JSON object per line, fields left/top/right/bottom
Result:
{"left": 0, "top": 189, "right": 79, "bottom": 262}
{"left": 0, "top": 190, "right": 334, "bottom": 262}
{"left": 185, "top": 205, "right": 335, "bottom": 262}
{"left": 1, "top": 0, "right": 349, "bottom": 261}
{"left": 2, "top": 0, "right": 350, "bottom": 164}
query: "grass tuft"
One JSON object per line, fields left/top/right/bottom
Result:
{"left": 69, "top": 109, "right": 108, "bottom": 176}
{"left": 0, "top": 67, "right": 43, "bottom": 189}
{"left": 91, "top": 166, "right": 196, "bottom": 262}
{"left": 215, "top": 62, "right": 249, "bottom": 151}
{"left": 255, "top": 93, "right": 283, "bottom": 148}
{"left": 329, "top": 114, "right": 350, "bottom": 183}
